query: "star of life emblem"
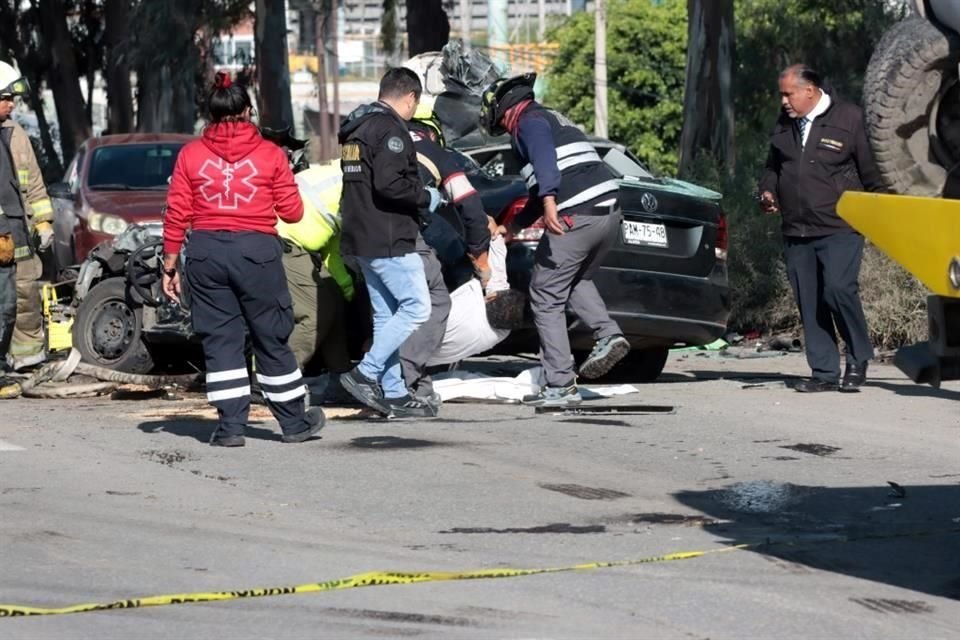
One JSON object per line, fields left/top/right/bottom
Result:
{"left": 198, "top": 158, "right": 259, "bottom": 210}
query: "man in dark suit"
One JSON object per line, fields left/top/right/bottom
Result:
{"left": 759, "top": 64, "right": 884, "bottom": 393}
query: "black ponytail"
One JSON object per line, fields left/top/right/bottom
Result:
{"left": 207, "top": 71, "right": 251, "bottom": 123}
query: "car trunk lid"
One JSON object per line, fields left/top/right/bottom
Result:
{"left": 607, "top": 177, "right": 724, "bottom": 278}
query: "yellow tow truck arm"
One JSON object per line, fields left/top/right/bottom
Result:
{"left": 837, "top": 191, "right": 960, "bottom": 297}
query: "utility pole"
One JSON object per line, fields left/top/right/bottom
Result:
{"left": 315, "top": 10, "right": 330, "bottom": 160}
{"left": 538, "top": 0, "right": 546, "bottom": 42}
{"left": 461, "top": 0, "right": 471, "bottom": 49}
{"left": 331, "top": 0, "right": 340, "bottom": 131}
{"left": 488, "top": 0, "right": 508, "bottom": 69}
{"left": 594, "top": 0, "right": 608, "bottom": 138}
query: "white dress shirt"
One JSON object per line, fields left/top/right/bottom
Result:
{"left": 799, "top": 91, "right": 831, "bottom": 147}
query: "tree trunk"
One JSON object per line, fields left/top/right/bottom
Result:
{"left": 136, "top": 64, "right": 175, "bottom": 133}
{"left": 678, "top": 0, "right": 735, "bottom": 178}
{"left": 131, "top": 0, "right": 211, "bottom": 134}
{"left": 104, "top": 0, "right": 134, "bottom": 134}
{"left": 0, "top": 2, "right": 62, "bottom": 174}
{"left": 26, "top": 76, "right": 63, "bottom": 178}
{"left": 315, "top": 10, "right": 331, "bottom": 161}
{"left": 406, "top": 0, "right": 450, "bottom": 57}
{"left": 37, "top": 0, "right": 91, "bottom": 163}
{"left": 83, "top": 0, "right": 96, "bottom": 126}
{"left": 255, "top": 0, "right": 294, "bottom": 130}
{"left": 381, "top": 0, "right": 401, "bottom": 67}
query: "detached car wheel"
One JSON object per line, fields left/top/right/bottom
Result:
{"left": 864, "top": 16, "right": 960, "bottom": 195}
{"left": 73, "top": 277, "right": 154, "bottom": 373}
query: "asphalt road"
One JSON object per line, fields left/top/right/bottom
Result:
{"left": 2, "top": 350, "right": 960, "bottom": 639}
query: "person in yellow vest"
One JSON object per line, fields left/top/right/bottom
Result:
{"left": 0, "top": 61, "right": 53, "bottom": 391}
{"left": 274, "top": 150, "right": 354, "bottom": 377}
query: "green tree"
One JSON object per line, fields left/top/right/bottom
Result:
{"left": 544, "top": 0, "right": 687, "bottom": 176}
{"left": 714, "top": 0, "right": 904, "bottom": 335}
{"left": 734, "top": 0, "right": 903, "bottom": 145}
{"left": 128, "top": 0, "right": 250, "bottom": 133}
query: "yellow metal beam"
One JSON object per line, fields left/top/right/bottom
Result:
{"left": 838, "top": 192, "right": 960, "bottom": 297}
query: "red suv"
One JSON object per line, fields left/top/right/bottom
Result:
{"left": 50, "top": 133, "right": 193, "bottom": 272}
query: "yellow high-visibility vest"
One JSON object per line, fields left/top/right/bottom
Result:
{"left": 277, "top": 161, "right": 355, "bottom": 300}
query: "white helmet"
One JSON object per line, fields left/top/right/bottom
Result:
{"left": 0, "top": 61, "right": 28, "bottom": 97}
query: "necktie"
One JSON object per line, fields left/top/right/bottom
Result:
{"left": 797, "top": 117, "right": 809, "bottom": 145}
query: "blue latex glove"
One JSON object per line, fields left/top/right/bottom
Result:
{"left": 425, "top": 186, "right": 443, "bottom": 213}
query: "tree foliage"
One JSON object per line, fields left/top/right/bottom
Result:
{"left": 128, "top": 0, "right": 250, "bottom": 133}
{"left": 716, "top": 0, "right": 905, "bottom": 334}
{"left": 545, "top": 0, "right": 913, "bottom": 341}
{"left": 544, "top": 0, "right": 688, "bottom": 176}
{"left": 0, "top": 0, "right": 252, "bottom": 160}
{"left": 734, "top": 0, "right": 905, "bottom": 144}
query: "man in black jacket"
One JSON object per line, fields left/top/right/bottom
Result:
{"left": 338, "top": 67, "right": 443, "bottom": 418}
{"left": 759, "top": 64, "right": 884, "bottom": 393}
{"left": 398, "top": 102, "right": 492, "bottom": 412}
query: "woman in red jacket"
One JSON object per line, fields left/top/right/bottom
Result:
{"left": 162, "top": 73, "right": 324, "bottom": 447}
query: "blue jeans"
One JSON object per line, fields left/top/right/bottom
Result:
{"left": 356, "top": 253, "right": 431, "bottom": 398}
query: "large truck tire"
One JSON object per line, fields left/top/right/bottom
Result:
{"left": 864, "top": 16, "right": 960, "bottom": 196}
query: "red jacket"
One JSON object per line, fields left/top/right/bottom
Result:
{"left": 163, "top": 121, "right": 303, "bottom": 255}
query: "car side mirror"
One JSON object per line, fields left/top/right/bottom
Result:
{"left": 48, "top": 182, "right": 73, "bottom": 199}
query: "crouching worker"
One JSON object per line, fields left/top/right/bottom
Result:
{"left": 162, "top": 73, "right": 324, "bottom": 446}
{"left": 263, "top": 130, "right": 354, "bottom": 378}
{"left": 481, "top": 73, "right": 630, "bottom": 407}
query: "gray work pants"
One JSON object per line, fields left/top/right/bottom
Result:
{"left": 529, "top": 211, "right": 623, "bottom": 387}
{"left": 399, "top": 238, "right": 451, "bottom": 397}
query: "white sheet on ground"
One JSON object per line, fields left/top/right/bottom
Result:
{"left": 431, "top": 366, "right": 640, "bottom": 402}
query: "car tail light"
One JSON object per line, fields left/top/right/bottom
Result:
{"left": 499, "top": 197, "right": 544, "bottom": 243}
{"left": 715, "top": 213, "right": 728, "bottom": 261}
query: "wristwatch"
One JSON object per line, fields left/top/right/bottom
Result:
{"left": 162, "top": 267, "right": 177, "bottom": 277}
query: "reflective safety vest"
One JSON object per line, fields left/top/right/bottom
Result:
{"left": 276, "top": 161, "right": 354, "bottom": 300}
{"left": 515, "top": 104, "right": 619, "bottom": 213}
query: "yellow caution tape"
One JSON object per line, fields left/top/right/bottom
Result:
{"left": 0, "top": 545, "right": 750, "bottom": 617}
{"left": 5, "top": 525, "right": 958, "bottom": 618}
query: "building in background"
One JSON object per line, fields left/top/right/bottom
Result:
{"left": 99, "top": 1, "right": 581, "bottom": 140}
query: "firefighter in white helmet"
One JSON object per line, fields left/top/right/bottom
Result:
{"left": 0, "top": 61, "right": 53, "bottom": 396}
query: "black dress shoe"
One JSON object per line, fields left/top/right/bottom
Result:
{"left": 794, "top": 378, "right": 839, "bottom": 393}
{"left": 840, "top": 361, "right": 868, "bottom": 393}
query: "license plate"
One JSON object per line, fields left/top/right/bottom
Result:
{"left": 622, "top": 220, "right": 668, "bottom": 248}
